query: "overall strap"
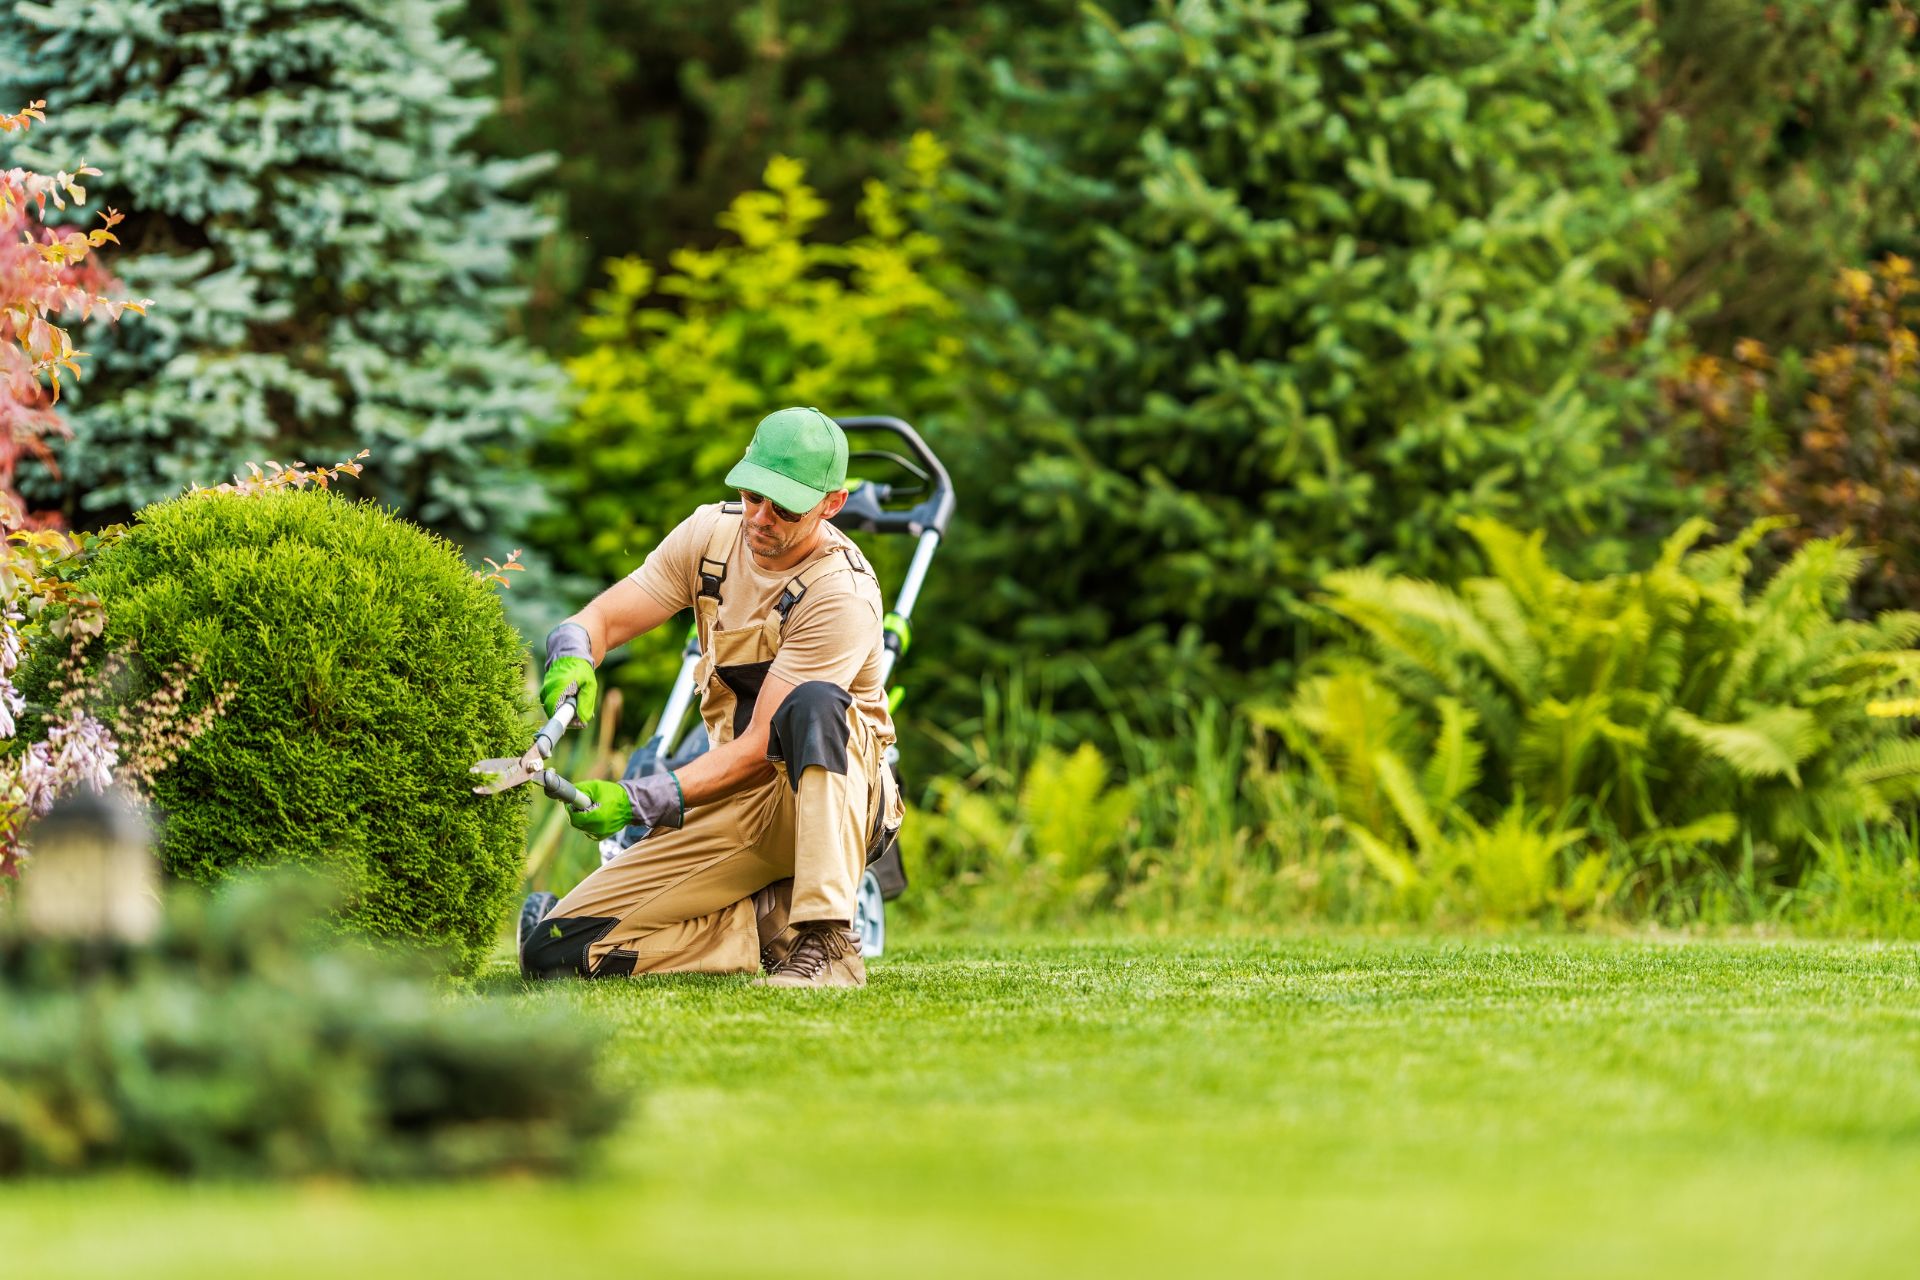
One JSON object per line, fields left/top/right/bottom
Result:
{"left": 694, "top": 502, "right": 744, "bottom": 639}
{"left": 773, "top": 545, "right": 876, "bottom": 627}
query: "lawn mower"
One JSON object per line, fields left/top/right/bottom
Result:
{"left": 508, "top": 415, "right": 954, "bottom": 961}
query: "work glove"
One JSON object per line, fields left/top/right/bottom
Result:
{"left": 541, "top": 622, "right": 599, "bottom": 724}
{"left": 566, "top": 773, "right": 685, "bottom": 840}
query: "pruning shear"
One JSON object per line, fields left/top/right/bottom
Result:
{"left": 469, "top": 682, "right": 597, "bottom": 811}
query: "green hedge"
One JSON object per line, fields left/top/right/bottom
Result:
{"left": 23, "top": 489, "right": 534, "bottom": 971}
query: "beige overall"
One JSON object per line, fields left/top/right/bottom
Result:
{"left": 523, "top": 506, "right": 902, "bottom": 979}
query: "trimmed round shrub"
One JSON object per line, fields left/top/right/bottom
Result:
{"left": 31, "top": 488, "right": 534, "bottom": 971}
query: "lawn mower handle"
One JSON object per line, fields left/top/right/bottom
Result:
{"left": 833, "top": 415, "right": 954, "bottom": 539}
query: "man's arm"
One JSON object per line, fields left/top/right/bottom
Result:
{"left": 559, "top": 593, "right": 866, "bottom": 835}
{"left": 558, "top": 654, "right": 808, "bottom": 839}
{"left": 563, "top": 578, "right": 682, "bottom": 663}
{"left": 545, "top": 507, "right": 709, "bottom": 722}
{"left": 670, "top": 670, "right": 798, "bottom": 808}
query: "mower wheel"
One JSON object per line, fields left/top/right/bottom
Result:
{"left": 854, "top": 869, "right": 885, "bottom": 958}
{"left": 517, "top": 890, "right": 559, "bottom": 957}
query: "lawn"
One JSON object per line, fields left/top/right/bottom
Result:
{"left": 5, "top": 933, "right": 1920, "bottom": 1278}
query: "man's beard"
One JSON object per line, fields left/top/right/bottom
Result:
{"left": 749, "top": 524, "right": 797, "bottom": 556}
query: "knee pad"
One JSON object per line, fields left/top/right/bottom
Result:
{"left": 520, "top": 914, "right": 633, "bottom": 980}
{"left": 767, "top": 681, "right": 853, "bottom": 792}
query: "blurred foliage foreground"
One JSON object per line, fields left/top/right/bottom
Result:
{"left": 0, "top": 873, "right": 621, "bottom": 1179}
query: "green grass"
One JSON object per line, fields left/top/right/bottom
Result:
{"left": 5, "top": 933, "right": 1920, "bottom": 1277}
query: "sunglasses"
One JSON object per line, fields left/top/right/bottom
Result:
{"left": 739, "top": 490, "right": 807, "bottom": 523}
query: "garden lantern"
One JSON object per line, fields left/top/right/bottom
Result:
{"left": 18, "top": 788, "right": 157, "bottom": 943}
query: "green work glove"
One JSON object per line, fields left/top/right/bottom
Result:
{"left": 542, "top": 622, "right": 598, "bottom": 723}
{"left": 566, "top": 774, "right": 684, "bottom": 840}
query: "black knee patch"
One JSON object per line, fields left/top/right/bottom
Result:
{"left": 767, "top": 680, "right": 853, "bottom": 793}
{"left": 520, "top": 914, "right": 623, "bottom": 980}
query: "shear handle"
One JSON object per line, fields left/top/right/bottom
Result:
{"left": 533, "top": 685, "right": 579, "bottom": 760}
{"left": 541, "top": 769, "right": 596, "bottom": 812}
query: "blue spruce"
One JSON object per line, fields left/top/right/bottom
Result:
{"left": 0, "top": 0, "right": 566, "bottom": 595}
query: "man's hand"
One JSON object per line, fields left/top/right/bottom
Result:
{"left": 542, "top": 622, "right": 599, "bottom": 723}
{"left": 566, "top": 774, "right": 684, "bottom": 839}
{"left": 541, "top": 656, "right": 598, "bottom": 723}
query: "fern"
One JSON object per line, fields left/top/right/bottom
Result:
{"left": 1288, "top": 515, "right": 1920, "bottom": 892}
{"left": 1682, "top": 516, "right": 1793, "bottom": 589}
{"left": 1423, "top": 698, "right": 1484, "bottom": 806}
{"left": 1847, "top": 738, "right": 1920, "bottom": 795}
{"left": 1444, "top": 805, "right": 1589, "bottom": 923}
{"left": 1374, "top": 748, "right": 1443, "bottom": 859}
{"left": 1665, "top": 706, "right": 1822, "bottom": 784}
{"left": 1630, "top": 813, "right": 1740, "bottom": 850}
{"left": 1021, "top": 744, "right": 1134, "bottom": 882}
{"left": 1461, "top": 579, "right": 1546, "bottom": 699}
{"left": 1459, "top": 517, "right": 1560, "bottom": 614}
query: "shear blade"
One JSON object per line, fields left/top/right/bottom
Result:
{"left": 471, "top": 757, "right": 536, "bottom": 795}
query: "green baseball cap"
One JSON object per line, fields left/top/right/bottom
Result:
{"left": 724, "top": 406, "right": 848, "bottom": 514}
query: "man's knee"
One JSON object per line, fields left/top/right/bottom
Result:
{"left": 520, "top": 913, "right": 636, "bottom": 980}
{"left": 768, "top": 681, "right": 853, "bottom": 791}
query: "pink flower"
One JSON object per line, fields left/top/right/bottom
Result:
{"left": 0, "top": 611, "right": 25, "bottom": 740}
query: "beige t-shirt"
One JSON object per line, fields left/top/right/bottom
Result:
{"left": 628, "top": 503, "right": 894, "bottom": 749}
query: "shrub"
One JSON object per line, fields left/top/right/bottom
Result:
{"left": 1670, "top": 256, "right": 1920, "bottom": 617}
{"left": 452, "top": 0, "right": 1077, "bottom": 339}
{"left": 903, "top": 664, "right": 1355, "bottom": 929}
{"left": 1632, "top": 0, "right": 1920, "bottom": 352}
{"left": 926, "top": 0, "right": 1683, "bottom": 709}
{"left": 0, "top": 872, "right": 623, "bottom": 1178}
{"left": 1264, "top": 516, "right": 1920, "bottom": 914}
{"left": 0, "top": 100, "right": 148, "bottom": 528}
{"left": 20, "top": 487, "right": 534, "bottom": 970}
{"left": 0, "top": 102, "right": 206, "bottom": 879}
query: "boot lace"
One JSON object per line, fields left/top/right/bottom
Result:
{"left": 774, "top": 925, "right": 849, "bottom": 979}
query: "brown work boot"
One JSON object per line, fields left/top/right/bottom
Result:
{"left": 756, "top": 921, "right": 866, "bottom": 988}
{"left": 754, "top": 878, "right": 796, "bottom": 972}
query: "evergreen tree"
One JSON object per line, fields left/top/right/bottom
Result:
{"left": 0, "top": 0, "right": 565, "bottom": 588}
{"left": 928, "top": 0, "right": 1682, "bottom": 700}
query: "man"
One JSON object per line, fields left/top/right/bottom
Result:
{"left": 520, "top": 406, "right": 901, "bottom": 988}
